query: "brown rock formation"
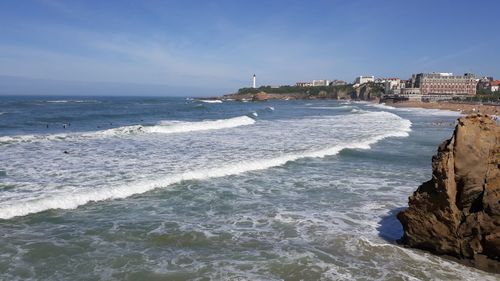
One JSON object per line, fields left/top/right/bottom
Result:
{"left": 252, "top": 91, "right": 269, "bottom": 101}
{"left": 397, "top": 114, "right": 500, "bottom": 273}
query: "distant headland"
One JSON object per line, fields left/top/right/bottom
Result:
{"left": 198, "top": 72, "right": 500, "bottom": 115}
{"left": 214, "top": 83, "right": 384, "bottom": 102}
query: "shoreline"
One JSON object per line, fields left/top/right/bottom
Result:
{"left": 386, "top": 101, "right": 499, "bottom": 116}
{"left": 207, "top": 93, "right": 499, "bottom": 116}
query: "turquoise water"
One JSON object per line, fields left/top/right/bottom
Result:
{"left": 0, "top": 97, "right": 496, "bottom": 280}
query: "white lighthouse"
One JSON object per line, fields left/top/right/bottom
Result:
{"left": 252, "top": 74, "right": 256, "bottom": 88}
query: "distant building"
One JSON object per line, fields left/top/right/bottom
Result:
{"left": 355, "top": 76, "right": 374, "bottom": 85}
{"left": 399, "top": 79, "right": 408, "bottom": 90}
{"left": 330, "top": 80, "right": 347, "bottom": 86}
{"left": 404, "top": 72, "right": 476, "bottom": 101}
{"left": 296, "top": 80, "right": 331, "bottom": 87}
{"left": 296, "top": 82, "right": 313, "bottom": 87}
{"left": 490, "top": 80, "right": 500, "bottom": 92}
{"left": 382, "top": 78, "right": 401, "bottom": 94}
{"left": 312, "top": 79, "right": 330, "bottom": 87}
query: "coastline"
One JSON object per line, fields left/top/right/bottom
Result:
{"left": 387, "top": 101, "right": 499, "bottom": 116}
{"left": 209, "top": 90, "right": 499, "bottom": 117}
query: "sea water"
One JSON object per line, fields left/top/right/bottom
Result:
{"left": 0, "top": 96, "right": 496, "bottom": 280}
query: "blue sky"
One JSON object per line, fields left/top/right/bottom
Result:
{"left": 0, "top": 0, "right": 499, "bottom": 95}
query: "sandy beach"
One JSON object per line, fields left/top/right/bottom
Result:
{"left": 388, "top": 101, "right": 499, "bottom": 116}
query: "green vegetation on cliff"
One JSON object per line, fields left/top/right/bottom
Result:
{"left": 237, "top": 84, "right": 354, "bottom": 96}
{"left": 359, "top": 82, "right": 384, "bottom": 98}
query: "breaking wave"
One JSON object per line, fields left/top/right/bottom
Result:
{"left": 45, "top": 100, "right": 100, "bottom": 104}
{"left": 308, "top": 106, "right": 353, "bottom": 110}
{"left": 392, "top": 107, "right": 463, "bottom": 116}
{"left": 199, "top": 100, "right": 222, "bottom": 103}
{"left": 0, "top": 114, "right": 411, "bottom": 219}
{"left": 365, "top": 102, "right": 464, "bottom": 116}
{"left": 366, "top": 103, "right": 396, "bottom": 110}
{"left": 0, "top": 116, "right": 256, "bottom": 145}
{"left": 148, "top": 116, "right": 255, "bottom": 134}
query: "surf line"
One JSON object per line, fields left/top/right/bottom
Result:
{"left": 0, "top": 121, "right": 411, "bottom": 220}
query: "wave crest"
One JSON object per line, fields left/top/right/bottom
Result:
{"left": 0, "top": 116, "right": 255, "bottom": 145}
{"left": 0, "top": 113, "right": 411, "bottom": 219}
{"left": 149, "top": 116, "right": 255, "bottom": 134}
{"left": 199, "top": 100, "right": 222, "bottom": 104}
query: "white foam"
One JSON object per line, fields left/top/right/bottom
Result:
{"left": 199, "top": 99, "right": 222, "bottom": 103}
{"left": 308, "top": 106, "right": 353, "bottom": 110}
{"left": 0, "top": 116, "right": 255, "bottom": 145}
{"left": 45, "top": 100, "right": 98, "bottom": 103}
{"left": 150, "top": 116, "right": 255, "bottom": 134}
{"left": 366, "top": 102, "right": 464, "bottom": 117}
{"left": 366, "top": 103, "right": 396, "bottom": 110}
{"left": 351, "top": 108, "right": 367, "bottom": 113}
{"left": 46, "top": 100, "right": 71, "bottom": 103}
{"left": 392, "top": 107, "right": 463, "bottom": 116}
{"left": 0, "top": 127, "right": 143, "bottom": 144}
{"left": 0, "top": 113, "right": 411, "bottom": 219}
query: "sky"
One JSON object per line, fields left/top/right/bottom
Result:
{"left": 0, "top": 0, "right": 499, "bottom": 96}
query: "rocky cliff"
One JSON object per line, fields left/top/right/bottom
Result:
{"left": 397, "top": 114, "right": 499, "bottom": 273}
{"left": 222, "top": 85, "right": 355, "bottom": 101}
{"left": 252, "top": 91, "right": 269, "bottom": 101}
{"left": 351, "top": 83, "right": 384, "bottom": 100}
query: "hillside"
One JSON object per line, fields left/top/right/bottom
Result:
{"left": 222, "top": 83, "right": 383, "bottom": 101}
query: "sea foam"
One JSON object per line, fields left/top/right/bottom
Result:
{"left": 393, "top": 107, "right": 463, "bottom": 116}
{"left": 366, "top": 103, "right": 396, "bottom": 110}
{"left": 199, "top": 100, "right": 223, "bottom": 103}
{"left": 0, "top": 112, "right": 411, "bottom": 219}
{"left": 149, "top": 116, "right": 255, "bottom": 134}
{"left": 45, "top": 100, "right": 100, "bottom": 104}
{"left": 0, "top": 116, "right": 255, "bottom": 145}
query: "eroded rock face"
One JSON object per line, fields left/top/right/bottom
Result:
{"left": 252, "top": 91, "right": 268, "bottom": 101}
{"left": 397, "top": 114, "right": 500, "bottom": 273}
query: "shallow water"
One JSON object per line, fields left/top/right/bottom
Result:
{"left": 0, "top": 96, "right": 496, "bottom": 280}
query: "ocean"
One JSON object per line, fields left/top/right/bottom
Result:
{"left": 0, "top": 96, "right": 497, "bottom": 280}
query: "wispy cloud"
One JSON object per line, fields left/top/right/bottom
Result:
{"left": 0, "top": 25, "right": 247, "bottom": 88}
{"left": 0, "top": 20, "right": 347, "bottom": 88}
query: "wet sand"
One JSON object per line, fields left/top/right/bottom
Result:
{"left": 389, "top": 101, "right": 499, "bottom": 116}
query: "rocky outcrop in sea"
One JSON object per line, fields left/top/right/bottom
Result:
{"left": 398, "top": 114, "right": 499, "bottom": 273}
